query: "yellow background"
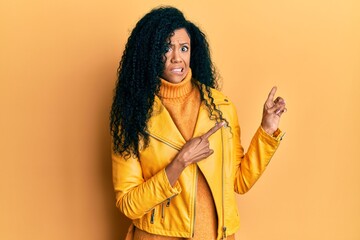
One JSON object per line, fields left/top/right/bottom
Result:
{"left": 1, "top": 0, "right": 359, "bottom": 239}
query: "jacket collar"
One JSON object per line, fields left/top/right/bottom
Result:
{"left": 147, "top": 86, "right": 230, "bottom": 150}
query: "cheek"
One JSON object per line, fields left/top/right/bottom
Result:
{"left": 186, "top": 51, "right": 191, "bottom": 64}
{"left": 186, "top": 55, "right": 191, "bottom": 66}
{"left": 163, "top": 55, "right": 171, "bottom": 69}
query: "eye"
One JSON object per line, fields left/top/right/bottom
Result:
{"left": 181, "top": 46, "right": 189, "bottom": 52}
{"left": 165, "top": 46, "right": 172, "bottom": 53}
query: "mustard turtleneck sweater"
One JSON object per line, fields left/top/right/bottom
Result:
{"left": 157, "top": 70, "right": 200, "bottom": 141}
{"left": 133, "top": 70, "right": 234, "bottom": 240}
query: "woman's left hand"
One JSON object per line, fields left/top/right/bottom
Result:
{"left": 261, "top": 86, "right": 287, "bottom": 135}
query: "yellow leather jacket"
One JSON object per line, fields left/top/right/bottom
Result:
{"left": 112, "top": 87, "right": 283, "bottom": 240}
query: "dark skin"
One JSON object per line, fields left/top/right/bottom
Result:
{"left": 165, "top": 87, "right": 287, "bottom": 186}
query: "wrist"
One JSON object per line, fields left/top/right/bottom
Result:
{"left": 261, "top": 125, "right": 275, "bottom": 136}
{"left": 165, "top": 156, "right": 186, "bottom": 187}
{"left": 172, "top": 154, "right": 188, "bottom": 170}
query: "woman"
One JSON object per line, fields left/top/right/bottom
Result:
{"left": 110, "top": 6, "right": 286, "bottom": 240}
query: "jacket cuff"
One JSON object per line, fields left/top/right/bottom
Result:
{"left": 259, "top": 126, "right": 285, "bottom": 144}
{"left": 159, "top": 169, "right": 182, "bottom": 196}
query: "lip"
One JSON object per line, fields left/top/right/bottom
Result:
{"left": 170, "top": 67, "right": 184, "bottom": 75}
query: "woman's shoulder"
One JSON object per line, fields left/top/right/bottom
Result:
{"left": 208, "top": 87, "right": 234, "bottom": 105}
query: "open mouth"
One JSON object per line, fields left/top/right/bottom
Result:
{"left": 171, "top": 68, "right": 183, "bottom": 73}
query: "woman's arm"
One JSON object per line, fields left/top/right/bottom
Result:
{"left": 165, "top": 122, "right": 225, "bottom": 186}
{"left": 112, "top": 122, "right": 225, "bottom": 219}
{"left": 112, "top": 152, "right": 181, "bottom": 220}
{"left": 233, "top": 87, "right": 286, "bottom": 193}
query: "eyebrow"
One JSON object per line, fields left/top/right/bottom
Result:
{"left": 168, "top": 42, "right": 190, "bottom": 46}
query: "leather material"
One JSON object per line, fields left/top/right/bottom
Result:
{"left": 113, "top": 87, "right": 282, "bottom": 239}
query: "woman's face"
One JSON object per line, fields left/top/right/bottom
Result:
{"left": 161, "top": 28, "right": 191, "bottom": 84}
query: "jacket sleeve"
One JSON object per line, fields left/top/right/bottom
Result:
{"left": 112, "top": 152, "right": 182, "bottom": 220}
{"left": 230, "top": 104, "right": 283, "bottom": 194}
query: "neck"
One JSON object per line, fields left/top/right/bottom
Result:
{"left": 158, "top": 69, "right": 193, "bottom": 102}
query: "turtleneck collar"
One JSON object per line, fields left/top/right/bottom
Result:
{"left": 158, "top": 68, "right": 193, "bottom": 102}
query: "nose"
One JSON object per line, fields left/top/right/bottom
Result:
{"left": 171, "top": 50, "right": 182, "bottom": 63}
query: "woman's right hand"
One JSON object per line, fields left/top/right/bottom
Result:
{"left": 165, "top": 121, "right": 225, "bottom": 186}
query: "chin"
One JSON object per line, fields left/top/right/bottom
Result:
{"left": 162, "top": 75, "right": 183, "bottom": 84}
{"left": 172, "top": 77, "right": 184, "bottom": 83}
{"left": 162, "top": 69, "right": 189, "bottom": 83}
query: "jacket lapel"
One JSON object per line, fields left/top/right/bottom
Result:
{"left": 192, "top": 103, "right": 217, "bottom": 138}
{"left": 147, "top": 96, "right": 186, "bottom": 150}
{"left": 148, "top": 89, "right": 230, "bottom": 150}
{"left": 193, "top": 87, "right": 230, "bottom": 138}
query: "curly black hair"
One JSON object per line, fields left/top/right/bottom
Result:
{"left": 110, "top": 6, "right": 228, "bottom": 159}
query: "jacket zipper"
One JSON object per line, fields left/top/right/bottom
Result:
{"left": 166, "top": 197, "right": 172, "bottom": 207}
{"left": 191, "top": 165, "right": 198, "bottom": 238}
{"left": 161, "top": 203, "right": 165, "bottom": 223}
{"left": 145, "top": 135, "right": 183, "bottom": 225}
{"left": 148, "top": 165, "right": 198, "bottom": 235}
{"left": 148, "top": 128, "right": 206, "bottom": 237}
{"left": 150, "top": 208, "right": 155, "bottom": 224}
{"left": 221, "top": 123, "right": 227, "bottom": 239}
{"left": 148, "top": 133, "right": 182, "bottom": 151}
{"left": 150, "top": 196, "right": 177, "bottom": 224}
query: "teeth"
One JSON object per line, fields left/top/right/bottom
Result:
{"left": 172, "top": 68, "right": 182, "bottom": 72}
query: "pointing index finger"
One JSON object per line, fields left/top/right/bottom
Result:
{"left": 202, "top": 121, "right": 226, "bottom": 140}
{"left": 266, "top": 86, "right": 277, "bottom": 103}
